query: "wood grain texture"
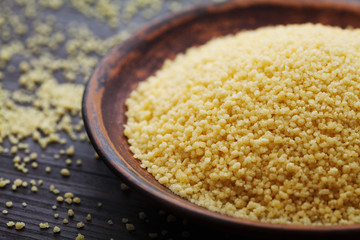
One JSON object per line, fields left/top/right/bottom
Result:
{"left": 84, "top": 0, "right": 360, "bottom": 239}
{"left": 0, "top": 1, "right": 236, "bottom": 240}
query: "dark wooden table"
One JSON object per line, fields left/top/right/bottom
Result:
{"left": 0, "top": 0, "right": 356, "bottom": 240}
{"left": 0, "top": 0, "right": 242, "bottom": 239}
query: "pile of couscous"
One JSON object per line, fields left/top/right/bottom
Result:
{"left": 125, "top": 24, "right": 360, "bottom": 225}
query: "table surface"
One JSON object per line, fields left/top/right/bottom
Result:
{"left": 0, "top": 0, "right": 356, "bottom": 240}
{"left": 0, "top": 0, "right": 241, "bottom": 239}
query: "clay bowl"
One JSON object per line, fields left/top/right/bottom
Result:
{"left": 83, "top": 0, "right": 360, "bottom": 238}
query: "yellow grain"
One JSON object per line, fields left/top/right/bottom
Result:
{"left": 125, "top": 24, "right": 360, "bottom": 225}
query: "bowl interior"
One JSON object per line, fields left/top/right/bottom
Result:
{"left": 83, "top": 0, "right": 360, "bottom": 237}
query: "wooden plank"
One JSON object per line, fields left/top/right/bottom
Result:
{"left": 0, "top": 0, "right": 236, "bottom": 239}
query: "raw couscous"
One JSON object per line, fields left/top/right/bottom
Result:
{"left": 125, "top": 24, "right": 360, "bottom": 225}
{"left": 0, "top": 0, "right": 196, "bottom": 238}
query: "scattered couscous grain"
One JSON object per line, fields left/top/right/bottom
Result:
{"left": 39, "top": 222, "right": 50, "bottom": 229}
{"left": 65, "top": 158, "right": 72, "bottom": 165}
{"left": 68, "top": 209, "right": 74, "bottom": 217}
{"left": 0, "top": 178, "right": 10, "bottom": 188}
{"left": 107, "top": 219, "right": 113, "bottom": 225}
{"left": 60, "top": 168, "right": 70, "bottom": 177}
{"left": 14, "top": 179, "right": 22, "bottom": 187}
{"left": 0, "top": 0, "right": 162, "bottom": 236}
{"left": 76, "top": 221, "right": 85, "bottom": 228}
{"left": 66, "top": 145, "right": 74, "bottom": 156}
{"left": 86, "top": 214, "right": 91, "bottom": 222}
{"left": 10, "top": 146, "right": 18, "bottom": 154}
{"left": 45, "top": 166, "right": 51, "bottom": 173}
{"left": 75, "top": 233, "right": 85, "bottom": 240}
{"left": 73, "top": 197, "right": 81, "bottom": 204}
{"left": 15, "top": 221, "right": 25, "bottom": 230}
{"left": 125, "top": 24, "right": 360, "bottom": 225}
{"left": 53, "top": 226, "right": 61, "bottom": 233}
{"left": 23, "top": 157, "right": 30, "bottom": 163}
{"left": 64, "top": 192, "right": 74, "bottom": 198}
{"left": 29, "top": 152, "right": 37, "bottom": 160}
{"left": 120, "top": 183, "right": 129, "bottom": 191}
{"left": 125, "top": 223, "right": 135, "bottom": 231}
{"left": 63, "top": 218, "right": 69, "bottom": 224}
{"left": 6, "top": 221, "right": 15, "bottom": 227}
{"left": 6, "top": 201, "right": 13, "bottom": 208}
{"left": 138, "top": 211, "right": 146, "bottom": 220}
{"left": 65, "top": 198, "right": 72, "bottom": 205}
{"left": 76, "top": 159, "right": 82, "bottom": 166}
{"left": 13, "top": 156, "right": 21, "bottom": 163}
{"left": 31, "top": 162, "right": 38, "bottom": 168}
{"left": 2, "top": 210, "right": 8, "bottom": 215}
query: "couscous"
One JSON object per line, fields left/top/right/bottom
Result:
{"left": 125, "top": 24, "right": 360, "bottom": 225}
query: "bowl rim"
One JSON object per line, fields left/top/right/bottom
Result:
{"left": 83, "top": 0, "right": 360, "bottom": 235}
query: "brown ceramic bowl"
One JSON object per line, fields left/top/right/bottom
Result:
{"left": 83, "top": 0, "right": 360, "bottom": 238}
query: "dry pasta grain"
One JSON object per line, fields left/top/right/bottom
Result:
{"left": 125, "top": 24, "right": 360, "bottom": 225}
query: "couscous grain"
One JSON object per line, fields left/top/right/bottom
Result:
{"left": 15, "top": 221, "right": 25, "bottom": 230}
{"left": 39, "top": 222, "right": 49, "bottom": 229}
{"left": 76, "top": 221, "right": 84, "bottom": 228}
{"left": 125, "top": 24, "right": 360, "bottom": 225}
{"left": 6, "top": 221, "right": 15, "bottom": 227}
{"left": 5, "top": 201, "right": 13, "bottom": 208}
